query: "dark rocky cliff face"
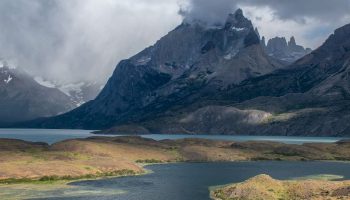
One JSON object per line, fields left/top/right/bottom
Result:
{"left": 137, "top": 23, "right": 350, "bottom": 136}
{"left": 106, "top": 23, "right": 350, "bottom": 136}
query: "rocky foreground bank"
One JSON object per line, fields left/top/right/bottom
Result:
{"left": 0, "top": 136, "right": 350, "bottom": 182}
{"left": 211, "top": 174, "right": 350, "bottom": 200}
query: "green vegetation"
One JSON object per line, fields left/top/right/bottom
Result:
{"left": 1, "top": 136, "right": 350, "bottom": 187}
{"left": 135, "top": 159, "right": 164, "bottom": 164}
{"left": 293, "top": 174, "right": 344, "bottom": 181}
{"left": 0, "top": 169, "right": 137, "bottom": 185}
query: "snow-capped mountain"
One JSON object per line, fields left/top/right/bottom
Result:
{"left": 34, "top": 77, "right": 103, "bottom": 107}
{"left": 261, "top": 36, "right": 312, "bottom": 63}
{"left": 58, "top": 82, "right": 103, "bottom": 107}
{"left": 0, "top": 57, "right": 103, "bottom": 123}
{"left": 0, "top": 61, "right": 76, "bottom": 122}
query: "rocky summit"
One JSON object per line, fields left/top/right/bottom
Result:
{"left": 261, "top": 36, "right": 312, "bottom": 63}
{"left": 18, "top": 10, "right": 350, "bottom": 136}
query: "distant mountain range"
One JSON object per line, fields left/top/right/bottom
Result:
{"left": 11, "top": 9, "right": 350, "bottom": 136}
{"left": 0, "top": 62, "right": 102, "bottom": 123}
{"left": 261, "top": 36, "right": 312, "bottom": 63}
{"left": 34, "top": 77, "right": 103, "bottom": 107}
{"left": 0, "top": 63, "right": 74, "bottom": 122}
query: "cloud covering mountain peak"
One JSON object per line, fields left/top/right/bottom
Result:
{"left": 179, "top": 0, "right": 238, "bottom": 27}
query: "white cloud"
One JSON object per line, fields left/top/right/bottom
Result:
{"left": 0, "top": 0, "right": 181, "bottom": 83}
{"left": 242, "top": 6, "right": 320, "bottom": 48}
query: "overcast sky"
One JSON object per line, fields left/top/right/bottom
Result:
{"left": 0, "top": 0, "right": 349, "bottom": 83}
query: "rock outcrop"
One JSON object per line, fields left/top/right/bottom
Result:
{"left": 262, "top": 36, "right": 312, "bottom": 63}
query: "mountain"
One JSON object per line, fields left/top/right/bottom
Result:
{"left": 96, "top": 23, "right": 350, "bottom": 136}
{"left": 22, "top": 9, "right": 284, "bottom": 130}
{"left": 261, "top": 36, "right": 312, "bottom": 63}
{"left": 135, "top": 23, "right": 350, "bottom": 136}
{"left": 0, "top": 62, "right": 75, "bottom": 123}
{"left": 34, "top": 77, "right": 103, "bottom": 107}
{"left": 17, "top": 11, "right": 350, "bottom": 136}
{"left": 57, "top": 82, "right": 103, "bottom": 107}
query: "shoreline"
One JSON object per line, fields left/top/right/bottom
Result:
{"left": 0, "top": 169, "right": 145, "bottom": 185}
{"left": 210, "top": 174, "right": 350, "bottom": 200}
{"left": 0, "top": 136, "right": 349, "bottom": 186}
{"left": 2, "top": 163, "right": 350, "bottom": 200}
{"left": 1, "top": 160, "right": 350, "bottom": 186}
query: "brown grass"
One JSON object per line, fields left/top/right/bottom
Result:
{"left": 0, "top": 136, "right": 349, "bottom": 182}
{"left": 211, "top": 174, "right": 350, "bottom": 200}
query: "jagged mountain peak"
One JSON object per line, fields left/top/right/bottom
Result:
{"left": 288, "top": 36, "right": 296, "bottom": 46}
{"left": 183, "top": 8, "right": 253, "bottom": 32}
{"left": 225, "top": 8, "right": 251, "bottom": 28}
{"left": 226, "top": 8, "right": 245, "bottom": 22}
{"left": 264, "top": 35, "right": 311, "bottom": 63}
{"left": 19, "top": 8, "right": 283, "bottom": 129}
{"left": 128, "top": 8, "right": 263, "bottom": 81}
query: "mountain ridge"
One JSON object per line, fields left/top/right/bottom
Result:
{"left": 261, "top": 36, "right": 312, "bottom": 63}
{"left": 12, "top": 12, "right": 350, "bottom": 136}
{"left": 18, "top": 9, "right": 284, "bottom": 130}
{"left": 0, "top": 63, "right": 76, "bottom": 122}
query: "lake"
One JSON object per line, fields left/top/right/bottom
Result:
{"left": 23, "top": 162, "right": 350, "bottom": 200}
{"left": 1, "top": 130, "right": 349, "bottom": 199}
{"left": 0, "top": 129, "right": 348, "bottom": 144}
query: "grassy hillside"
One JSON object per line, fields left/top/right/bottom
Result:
{"left": 0, "top": 137, "right": 350, "bottom": 183}
{"left": 211, "top": 174, "right": 350, "bottom": 200}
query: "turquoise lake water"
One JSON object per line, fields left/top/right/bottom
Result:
{"left": 1, "top": 129, "right": 349, "bottom": 200}
{"left": 0, "top": 129, "right": 348, "bottom": 144}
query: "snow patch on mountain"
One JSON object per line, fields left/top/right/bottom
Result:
{"left": 33, "top": 77, "right": 103, "bottom": 107}
{"left": 231, "top": 27, "right": 245, "bottom": 32}
{"left": 59, "top": 82, "right": 85, "bottom": 97}
{"left": 224, "top": 49, "right": 239, "bottom": 60}
{"left": 34, "top": 77, "right": 56, "bottom": 88}
{"left": 136, "top": 57, "right": 151, "bottom": 66}
{"left": 4, "top": 75, "right": 12, "bottom": 84}
{"left": 60, "top": 82, "right": 103, "bottom": 107}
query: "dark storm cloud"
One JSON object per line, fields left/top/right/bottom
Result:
{"left": 180, "top": 0, "right": 238, "bottom": 26}
{"left": 181, "top": 0, "right": 350, "bottom": 48}
{"left": 182, "top": 0, "right": 350, "bottom": 25}
{"left": 0, "top": 0, "right": 180, "bottom": 83}
{"left": 240, "top": 0, "right": 350, "bottom": 23}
